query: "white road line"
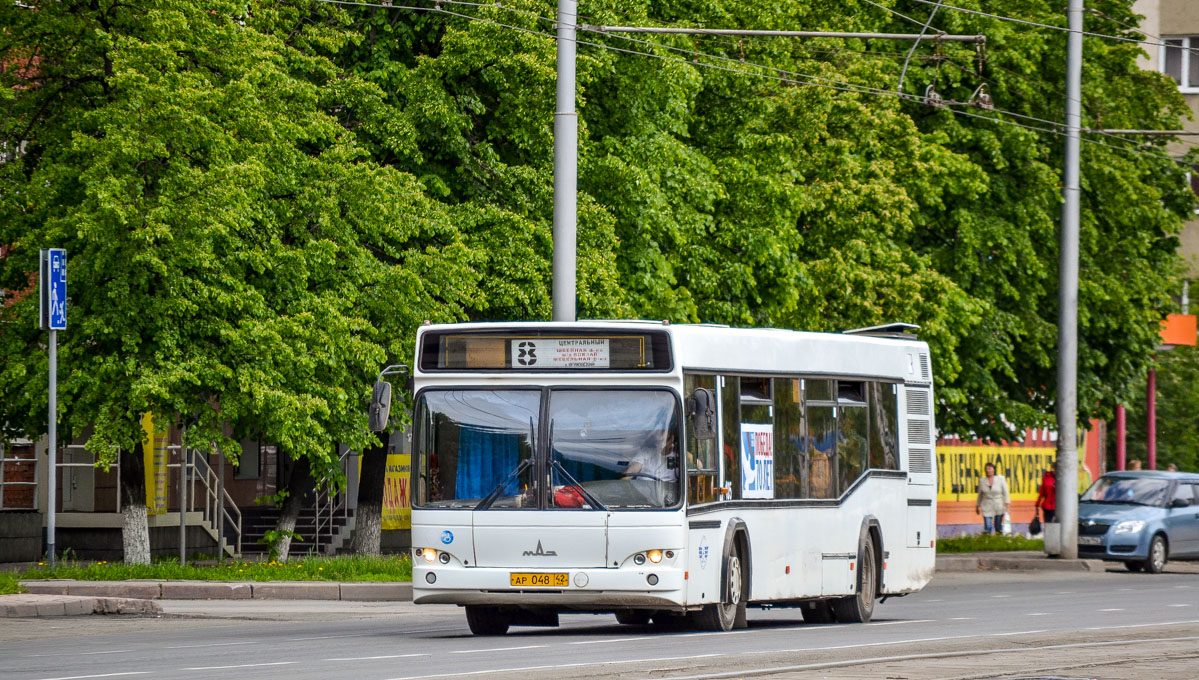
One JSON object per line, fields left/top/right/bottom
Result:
{"left": 654, "top": 634, "right": 1199, "bottom": 680}
{"left": 27, "top": 650, "right": 133, "bottom": 658}
{"left": 1085, "top": 619, "right": 1199, "bottom": 631}
{"left": 181, "top": 662, "right": 295, "bottom": 671}
{"left": 290, "top": 633, "right": 378, "bottom": 641}
{"left": 164, "top": 641, "right": 256, "bottom": 649}
{"left": 450, "top": 645, "right": 545, "bottom": 654}
{"left": 1026, "top": 613, "right": 1051, "bottom": 616}
{"left": 948, "top": 617, "right": 975, "bottom": 621}
{"left": 866, "top": 619, "right": 935, "bottom": 626}
{"left": 1099, "top": 608, "right": 1125, "bottom": 612}
{"left": 34, "top": 674, "right": 149, "bottom": 680}
{"left": 990, "top": 594, "right": 1011, "bottom": 598}
{"left": 995, "top": 629, "right": 1048, "bottom": 636}
{"left": 382, "top": 654, "right": 725, "bottom": 680}
{"left": 569, "top": 636, "right": 655, "bottom": 645}
{"left": 1169, "top": 604, "right": 1192, "bottom": 607}
{"left": 326, "top": 654, "right": 430, "bottom": 661}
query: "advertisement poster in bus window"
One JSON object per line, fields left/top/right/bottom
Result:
{"left": 740, "top": 424, "right": 774, "bottom": 499}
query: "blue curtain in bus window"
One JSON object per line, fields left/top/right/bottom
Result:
{"left": 455, "top": 428, "right": 520, "bottom": 500}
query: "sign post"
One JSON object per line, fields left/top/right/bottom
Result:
{"left": 39, "top": 248, "right": 67, "bottom": 569}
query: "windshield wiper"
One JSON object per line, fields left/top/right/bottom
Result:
{"left": 550, "top": 458, "right": 608, "bottom": 511}
{"left": 476, "top": 457, "right": 533, "bottom": 511}
{"left": 548, "top": 419, "right": 608, "bottom": 511}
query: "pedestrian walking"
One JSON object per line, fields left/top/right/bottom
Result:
{"left": 975, "top": 462, "right": 1010, "bottom": 535}
{"left": 1035, "top": 467, "right": 1056, "bottom": 523}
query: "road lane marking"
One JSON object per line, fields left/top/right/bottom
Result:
{"left": 165, "top": 641, "right": 256, "bottom": 649}
{"left": 326, "top": 654, "right": 430, "bottom": 661}
{"left": 652, "top": 634, "right": 1199, "bottom": 680}
{"left": 866, "top": 619, "right": 934, "bottom": 626}
{"left": 27, "top": 650, "right": 133, "bottom": 658}
{"left": 451, "top": 645, "right": 545, "bottom": 654}
{"left": 569, "top": 636, "right": 654, "bottom": 644}
{"left": 382, "top": 654, "right": 728, "bottom": 680}
{"left": 1098, "top": 608, "right": 1125, "bottom": 612}
{"left": 181, "top": 662, "right": 295, "bottom": 671}
{"left": 948, "top": 617, "right": 975, "bottom": 621}
{"left": 290, "top": 633, "right": 378, "bottom": 641}
{"left": 1169, "top": 604, "right": 1192, "bottom": 607}
{"left": 34, "top": 674, "right": 149, "bottom": 680}
{"left": 990, "top": 594, "right": 1011, "bottom": 598}
{"left": 1085, "top": 619, "right": 1199, "bottom": 631}
{"left": 1026, "top": 613, "right": 1050, "bottom": 616}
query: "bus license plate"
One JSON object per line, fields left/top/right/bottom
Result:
{"left": 510, "top": 572, "right": 569, "bottom": 587}
{"left": 1078, "top": 536, "right": 1103, "bottom": 546}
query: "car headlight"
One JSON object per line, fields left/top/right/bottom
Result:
{"left": 1113, "top": 520, "right": 1145, "bottom": 534}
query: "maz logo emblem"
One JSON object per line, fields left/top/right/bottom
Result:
{"left": 523, "top": 540, "right": 557, "bottom": 557}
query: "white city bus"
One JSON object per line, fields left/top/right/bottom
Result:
{"left": 407, "top": 321, "right": 937, "bottom": 635}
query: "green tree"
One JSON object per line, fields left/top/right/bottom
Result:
{"left": 0, "top": 0, "right": 478, "bottom": 561}
{"left": 1109, "top": 347, "right": 1199, "bottom": 473}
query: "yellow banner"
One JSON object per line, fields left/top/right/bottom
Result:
{"left": 141, "top": 413, "right": 169, "bottom": 515}
{"left": 938, "top": 446, "right": 1056, "bottom": 503}
{"left": 382, "top": 454, "right": 411, "bottom": 530}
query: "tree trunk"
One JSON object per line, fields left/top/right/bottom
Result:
{"left": 273, "top": 455, "right": 311, "bottom": 561}
{"left": 119, "top": 442, "right": 151, "bottom": 564}
{"left": 351, "top": 432, "right": 388, "bottom": 556}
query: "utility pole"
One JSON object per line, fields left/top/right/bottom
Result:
{"left": 552, "top": 0, "right": 577, "bottom": 322}
{"left": 1055, "top": 0, "right": 1083, "bottom": 560}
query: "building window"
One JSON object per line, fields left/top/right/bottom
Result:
{"left": 1163, "top": 37, "right": 1199, "bottom": 91}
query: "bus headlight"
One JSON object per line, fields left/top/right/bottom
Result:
{"left": 421, "top": 548, "right": 438, "bottom": 563}
{"left": 647, "top": 550, "right": 663, "bottom": 564}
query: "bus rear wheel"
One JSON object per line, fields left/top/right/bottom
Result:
{"left": 693, "top": 551, "right": 745, "bottom": 631}
{"left": 465, "top": 605, "right": 510, "bottom": 636}
{"left": 831, "top": 538, "right": 877, "bottom": 623}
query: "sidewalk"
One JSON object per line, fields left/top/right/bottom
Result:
{"left": 0, "top": 552, "right": 1116, "bottom": 618}
{"left": 935, "top": 550, "right": 1107, "bottom": 572}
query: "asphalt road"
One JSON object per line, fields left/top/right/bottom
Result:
{"left": 3, "top": 565, "right": 1199, "bottom": 680}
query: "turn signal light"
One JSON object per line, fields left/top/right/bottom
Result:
{"left": 647, "top": 550, "right": 663, "bottom": 564}
{"left": 421, "top": 548, "right": 437, "bottom": 563}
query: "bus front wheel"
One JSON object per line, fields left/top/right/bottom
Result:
{"left": 693, "top": 551, "right": 745, "bottom": 631}
{"left": 831, "top": 538, "right": 877, "bottom": 623}
{"left": 465, "top": 605, "right": 510, "bottom": 635}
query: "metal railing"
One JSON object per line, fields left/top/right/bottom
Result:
{"left": 313, "top": 451, "right": 353, "bottom": 555}
{"left": 0, "top": 441, "right": 38, "bottom": 510}
{"left": 47, "top": 443, "right": 241, "bottom": 557}
{"left": 183, "top": 448, "right": 242, "bottom": 557}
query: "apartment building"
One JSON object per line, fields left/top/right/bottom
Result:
{"left": 1136, "top": 0, "right": 1199, "bottom": 275}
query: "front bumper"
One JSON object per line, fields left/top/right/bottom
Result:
{"left": 1077, "top": 531, "right": 1150, "bottom": 560}
{"left": 413, "top": 564, "right": 686, "bottom": 608}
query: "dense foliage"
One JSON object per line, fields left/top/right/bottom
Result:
{"left": 1111, "top": 346, "right": 1199, "bottom": 473}
{"left": 1, "top": 0, "right": 1193, "bottom": 512}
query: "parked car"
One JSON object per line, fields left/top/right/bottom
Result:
{"left": 1077, "top": 471, "right": 1199, "bottom": 573}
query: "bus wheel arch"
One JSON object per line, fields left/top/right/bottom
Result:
{"left": 694, "top": 519, "right": 750, "bottom": 631}
{"left": 831, "top": 522, "right": 881, "bottom": 623}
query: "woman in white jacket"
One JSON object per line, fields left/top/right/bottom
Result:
{"left": 976, "top": 462, "right": 1010, "bottom": 535}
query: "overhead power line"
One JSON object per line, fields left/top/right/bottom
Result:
{"left": 579, "top": 26, "right": 986, "bottom": 43}
{"left": 307, "top": 0, "right": 1192, "bottom": 166}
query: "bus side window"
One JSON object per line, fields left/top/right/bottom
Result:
{"left": 685, "top": 374, "right": 719, "bottom": 505}
{"left": 721, "top": 376, "right": 741, "bottom": 501}
{"left": 773, "top": 378, "right": 805, "bottom": 499}
{"left": 869, "top": 382, "right": 899, "bottom": 470}
{"left": 805, "top": 379, "right": 836, "bottom": 499}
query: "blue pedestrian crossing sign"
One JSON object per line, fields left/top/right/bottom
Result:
{"left": 39, "top": 248, "right": 67, "bottom": 330}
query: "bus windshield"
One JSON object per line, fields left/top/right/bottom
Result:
{"left": 415, "top": 389, "right": 681, "bottom": 510}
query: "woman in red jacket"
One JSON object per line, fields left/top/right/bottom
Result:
{"left": 1035, "top": 468, "right": 1056, "bottom": 523}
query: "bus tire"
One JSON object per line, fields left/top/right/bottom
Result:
{"left": 465, "top": 605, "right": 510, "bottom": 635}
{"left": 801, "top": 600, "right": 835, "bottom": 624}
{"left": 693, "top": 550, "right": 744, "bottom": 631}
{"left": 831, "top": 537, "right": 877, "bottom": 623}
{"left": 615, "top": 610, "right": 652, "bottom": 625}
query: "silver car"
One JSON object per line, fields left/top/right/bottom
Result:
{"left": 1077, "top": 471, "right": 1199, "bottom": 573}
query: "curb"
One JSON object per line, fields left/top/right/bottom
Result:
{"left": 19, "top": 580, "right": 413, "bottom": 602}
{"left": 936, "top": 555, "right": 1108, "bottom": 572}
{"left": 0, "top": 594, "right": 162, "bottom": 618}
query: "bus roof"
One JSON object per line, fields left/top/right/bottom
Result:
{"left": 415, "top": 321, "right": 932, "bottom": 384}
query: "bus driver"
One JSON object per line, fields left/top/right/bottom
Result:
{"left": 625, "top": 430, "right": 679, "bottom": 484}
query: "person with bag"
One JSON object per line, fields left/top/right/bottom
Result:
{"left": 1035, "top": 467, "right": 1056, "bottom": 523}
{"left": 975, "top": 462, "right": 1010, "bottom": 535}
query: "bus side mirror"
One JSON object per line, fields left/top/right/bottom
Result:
{"left": 687, "top": 388, "right": 716, "bottom": 440}
{"left": 369, "top": 380, "right": 393, "bottom": 432}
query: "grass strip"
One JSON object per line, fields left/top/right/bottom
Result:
{"left": 17, "top": 553, "right": 412, "bottom": 583}
{"left": 0, "top": 572, "right": 25, "bottom": 595}
{"left": 936, "top": 533, "right": 1045, "bottom": 553}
